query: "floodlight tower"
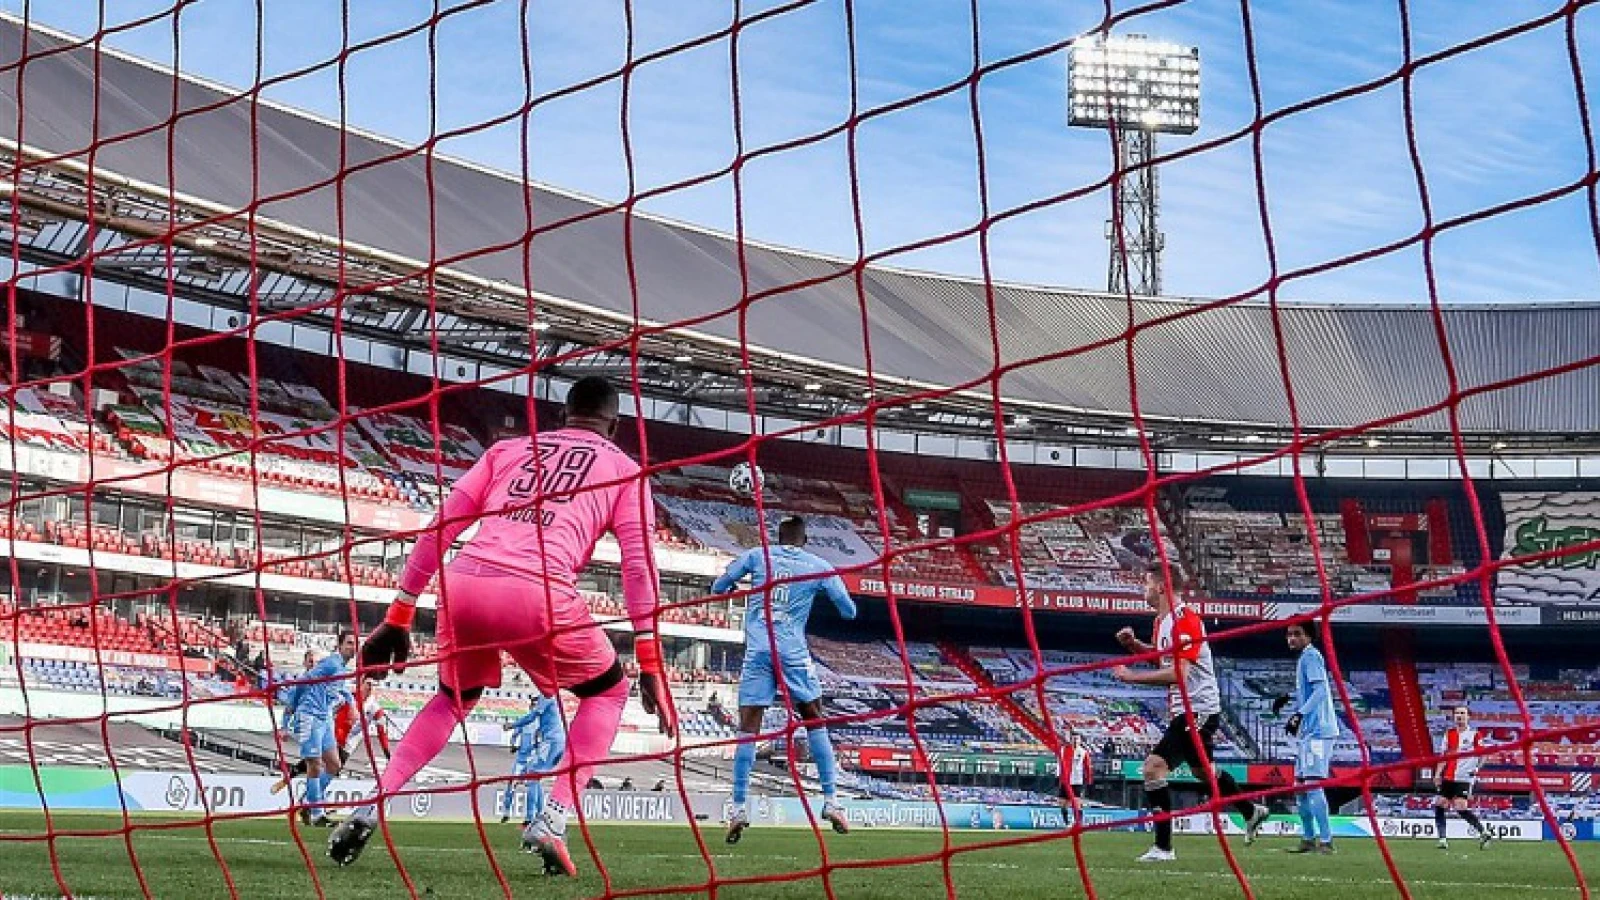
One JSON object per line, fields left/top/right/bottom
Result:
{"left": 1068, "top": 34, "right": 1200, "bottom": 296}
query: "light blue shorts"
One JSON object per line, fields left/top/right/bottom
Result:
{"left": 1296, "top": 737, "right": 1335, "bottom": 781}
{"left": 296, "top": 716, "right": 336, "bottom": 760}
{"left": 737, "top": 649, "right": 822, "bottom": 708}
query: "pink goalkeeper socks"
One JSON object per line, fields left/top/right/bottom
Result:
{"left": 380, "top": 690, "right": 476, "bottom": 796}
{"left": 551, "top": 677, "right": 628, "bottom": 810}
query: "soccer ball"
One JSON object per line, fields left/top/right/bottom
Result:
{"left": 729, "top": 462, "right": 764, "bottom": 497}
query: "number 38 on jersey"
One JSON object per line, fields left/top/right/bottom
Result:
{"left": 502, "top": 442, "right": 599, "bottom": 526}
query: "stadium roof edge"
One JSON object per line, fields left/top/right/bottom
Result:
{"left": 6, "top": 13, "right": 1595, "bottom": 317}
{"left": 1, "top": 15, "right": 1597, "bottom": 443}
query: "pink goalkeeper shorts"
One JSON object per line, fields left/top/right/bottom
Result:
{"left": 432, "top": 558, "right": 615, "bottom": 696}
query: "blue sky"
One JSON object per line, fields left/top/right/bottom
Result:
{"left": 7, "top": 0, "right": 1600, "bottom": 303}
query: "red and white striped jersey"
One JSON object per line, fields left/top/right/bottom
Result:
{"left": 339, "top": 697, "right": 392, "bottom": 755}
{"left": 1154, "top": 603, "right": 1220, "bottom": 717}
{"left": 1061, "top": 744, "right": 1093, "bottom": 789}
{"left": 1439, "top": 726, "right": 1486, "bottom": 782}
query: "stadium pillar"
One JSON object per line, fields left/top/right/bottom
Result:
{"left": 1339, "top": 499, "right": 1371, "bottom": 564}
{"left": 1381, "top": 628, "right": 1432, "bottom": 783}
{"left": 1425, "top": 498, "right": 1453, "bottom": 565}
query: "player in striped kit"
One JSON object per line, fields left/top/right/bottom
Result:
{"left": 1057, "top": 730, "right": 1093, "bottom": 814}
{"left": 1113, "top": 571, "right": 1267, "bottom": 863}
{"left": 337, "top": 680, "right": 393, "bottom": 768}
{"left": 1434, "top": 705, "right": 1494, "bottom": 850}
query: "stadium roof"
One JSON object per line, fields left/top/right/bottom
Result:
{"left": 1, "top": 16, "right": 1596, "bottom": 450}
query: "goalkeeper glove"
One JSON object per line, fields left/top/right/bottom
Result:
{"left": 633, "top": 633, "right": 677, "bottom": 738}
{"left": 1286, "top": 714, "right": 1303, "bottom": 737}
{"left": 361, "top": 599, "right": 414, "bottom": 681}
{"left": 1271, "top": 694, "right": 1292, "bottom": 715}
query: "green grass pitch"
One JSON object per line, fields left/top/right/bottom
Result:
{"left": 0, "top": 812, "right": 1595, "bottom": 899}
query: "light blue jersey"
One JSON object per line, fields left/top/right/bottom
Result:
{"left": 715, "top": 544, "right": 856, "bottom": 710}
{"left": 718, "top": 544, "right": 854, "bottom": 807}
{"left": 712, "top": 545, "right": 857, "bottom": 656}
{"left": 510, "top": 695, "right": 567, "bottom": 772}
{"left": 1292, "top": 645, "right": 1339, "bottom": 837}
{"left": 282, "top": 653, "right": 353, "bottom": 725}
{"left": 1294, "top": 646, "right": 1341, "bottom": 740}
{"left": 506, "top": 695, "right": 565, "bottom": 825}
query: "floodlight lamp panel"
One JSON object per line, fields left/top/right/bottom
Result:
{"left": 1068, "top": 33, "right": 1201, "bottom": 134}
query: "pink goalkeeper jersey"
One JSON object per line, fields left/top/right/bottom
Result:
{"left": 398, "top": 428, "right": 660, "bottom": 630}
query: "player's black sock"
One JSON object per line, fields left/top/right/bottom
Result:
{"left": 1147, "top": 783, "right": 1174, "bottom": 851}
{"left": 1459, "top": 809, "right": 1486, "bottom": 836}
{"left": 1214, "top": 771, "right": 1257, "bottom": 820}
{"left": 1435, "top": 805, "right": 1448, "bottom": 838}
{"left": 290, "top": 760, "right": 308, "bottom": 778}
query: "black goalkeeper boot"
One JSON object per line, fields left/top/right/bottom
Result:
{"left": 327, "top": 815, "right": 375, "bottom": 867}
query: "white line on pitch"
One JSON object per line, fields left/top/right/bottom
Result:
{"left": 1, "top": 830, "right": 1591, "bottom": 893}
{"left": 1097, "top": 866, "right": 1586, "bottom": 893}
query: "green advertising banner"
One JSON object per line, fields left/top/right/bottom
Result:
{"left": 904, "top": 489, "right": 962, "bottom": 511}
{"left": 927, "top": 752, "right": 1057, "bottom": 777}
{"left": 1118, "top": 760, "right": 1250, "bottom": 783}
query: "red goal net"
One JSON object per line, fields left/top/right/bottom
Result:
{"left": 1, "top": 1, "right": 1598, "bottom": 899}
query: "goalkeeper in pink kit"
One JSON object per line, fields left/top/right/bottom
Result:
{"left": 328, "top": 377, "right": 674, "bottom": 876}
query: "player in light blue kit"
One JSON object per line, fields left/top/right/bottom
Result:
{"left": 503, "top": 693, "right": 567, "bottom": 833}
{"left": 1272, "top": 621, "right": 1341, "bottom": 854}
{"left": 710, "top": 516, "right": 857, "bottom": 844}
{"left": 280, "top": 631, "right": 356, "bottom": 827}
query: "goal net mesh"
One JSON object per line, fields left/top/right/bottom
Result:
{"left": 0, "top": 1, "right": 1596, "bottom": 898}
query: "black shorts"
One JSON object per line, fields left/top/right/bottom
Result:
{"left": 1151, "top": 713, "right": 1223, "bottom": 774}
{"left": 1437, "top": 779, "right": 1473, "bottom": 801}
